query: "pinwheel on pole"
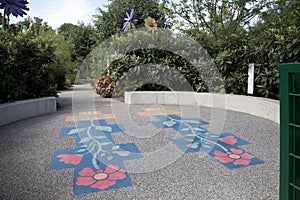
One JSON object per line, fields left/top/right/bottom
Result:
{"left": 122, "top": 9, "right": 138, "bottom": 32}
{"left": 0, "top": 0, "right": 29, "bottom": 31}
{"left": 21, "top": 15, "right": 32, "bottom": 33}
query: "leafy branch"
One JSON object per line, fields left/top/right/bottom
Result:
{"left": 67, "top": 120, "right": 130, "bottom": 169}
{"left": 163, "top": 116, "right": 228, "bottom": 151}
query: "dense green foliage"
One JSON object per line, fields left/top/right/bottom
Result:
{"left": 89, "top": 29, "right": 223, "bottom": 98}
{"left": 90, "top": 0, "right": 299, "bottom": 99}
{"left": 93, "top": 0, "right": 168, "bottom": 41}
{"left": 1, "top": 0, "right": 299, "bottom": 103}
{"left": 0, "top": 30, "right": 57, "bottom": 103}
{"left": 161, "top": 0, "right": 300, "bottom": 99}
{"left": 58, "top": 23, "right": 97, "bottom": 62}
{"left": 0, "top": 17, "right": 96, "bottom": 103}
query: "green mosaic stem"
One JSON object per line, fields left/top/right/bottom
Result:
{"left": 86, "top": 125, "right": 104, "bottom": 169}
{"left": 86, "top": 126, "right": 103, "bottom": 150}
{"left": 167, "top": 116, "right": 228, "bottom": 152}
{"left": 85, "top": 120, "right": 122, "bottom": 165}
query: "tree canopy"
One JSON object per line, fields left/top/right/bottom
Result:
{"left": 93, "top": 0, "right": 167, "bottom": 41}
{"left": 1, "top": 0, "right": 299, "bottom": 102}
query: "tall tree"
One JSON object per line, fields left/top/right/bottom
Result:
{"left": 31, "top": 17, "right": 53, "bottom": 35}
{"left": 93, "top": 0, "right": 167, "bottom": 42}
{"left": 161, "top": 0, "right": 267, "bottom": 38}
{"left": 58, "top": 23, "right": 97, "bottom": 62}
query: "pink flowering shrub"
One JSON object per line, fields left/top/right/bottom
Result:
{"left": 95, "top": 75, "right": 115, "bottom": 98}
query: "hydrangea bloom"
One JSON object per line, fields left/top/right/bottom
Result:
{"left": 0, "top": 0, "right": 29, "bottom": 17}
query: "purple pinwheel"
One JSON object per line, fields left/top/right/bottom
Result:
{"left": 0, "top": 0, "right": 29, "bottom": 17}
{"left": 122, "top": 9, "right": 138, "bottom": 31}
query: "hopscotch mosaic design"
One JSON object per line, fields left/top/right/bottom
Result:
{"left": 50, "top": 119, "right": 142, "bottom": 195}
{"left": 51, "top": 109, "right": 264, "bottom": 195}
{"left": 147, "top": 112, "right": 264, "bottom": 169}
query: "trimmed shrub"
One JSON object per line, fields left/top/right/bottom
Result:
{"left": 0, "top": 30, "right": 57, "bottom": 103}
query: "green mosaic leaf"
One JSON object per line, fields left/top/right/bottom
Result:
{"left": 205, "top": 132, "right": 219, "bottom": 138}
{"left": 181, "top": 128, "right": 190, "bottom": 131}
{"left": 185, "top": 134, "right": 196, "bottom": 137}
{"left": 208, "top": 134, "right": 219, "bottom": 138}
{"left": 115, "top": 151, "right": 129, "bottom": 156}
{"left": 202, "top": 144, "right": 212, "bottom": 148}
{"left": 194, "top": 128, "right": 206, "bottom": 132}
{"left": 94, "top": 135, "right": 107, "bottom": 139}
{"left": 67, "top": 128, "right": 86, "bottom": 135}
{"left": 190, "top": 143, "right": 198, "bottom": 149}
{"left": 202, "top": 141, "right": 213, "bottom": 145}
{"left": 107, "top": 155, "right": 114, "bottom": 161}
{"left": 95, "top": 126, "right": 112, "bottom": 132}
{"left": 181, "top": 120, "right": 199, "bottom": 124}
{"left": 184, "top": 137, "right": 194, "bottom": 142}
{"left": 163, "top": 120, "right": 176, "bottom": 127}
{"left": 80, "top": 137, "right": 92, "bottom": 143}
{"left": 77, "top": 148, "right": 87, "bottom": 153}
{"left": 112, "top": 145, "right": 120, "bottom": 150}
{"left": 100, "top": 142, "right": 112, "bottom": 146}
{"left": 100, "top": 153, "right": 106, "bottom": 157}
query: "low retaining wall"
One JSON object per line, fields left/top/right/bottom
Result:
{"left": 125, "top": 92, "right": 279, "bottom": 124}
{"left": 0, "top": 97, "right": 57, "bottom": 126}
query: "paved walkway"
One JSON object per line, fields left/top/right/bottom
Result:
{"left": 0, "top": 85, "right": 279, "bottom": 199}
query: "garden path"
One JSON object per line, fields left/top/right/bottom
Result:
{"left": 0, "top": 84, "right": 279, "bottom": 199}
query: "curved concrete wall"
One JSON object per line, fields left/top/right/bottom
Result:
{"left": 125, "top": 92, "right": 279, "bottom": 124}
{"left": 0, "top": 97, "right": 56, "bottom": 127}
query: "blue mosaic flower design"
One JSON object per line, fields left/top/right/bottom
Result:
{"left": 151, "top": 115, "right": 264, "bottom": 169}
{"left": 50, "top": 119, "right": 142, "bottom": 195}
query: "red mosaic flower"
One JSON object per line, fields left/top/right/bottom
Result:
{"left": 122, "top": 151, "right": 131, "bottom": 156}
{"left": 76, "top": 165, "right": 127, "bottom": 190}
{"left": 187, "top": 143, "right": 198, "bottom": 149}
{"left": 57, "top": 154, "right": 82, "bottom": 165}
{"left": 214, "top": 148, "right": 254, "bottom": 166}
{"left": 220, "top": 136, "right": 237, "bottom": 145}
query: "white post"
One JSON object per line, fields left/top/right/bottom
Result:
{"left": 107, "top": 58, "right": 110, "bottom": 75}
{"left": 247, "top": 63, "right": 255, "bottom": 94}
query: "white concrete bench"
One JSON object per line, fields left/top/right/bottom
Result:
{"left": 125, "top": 91, "right": 279, "bottom": 124}
{"left": 0, "top": 97, "right": 56, "bottom": 126}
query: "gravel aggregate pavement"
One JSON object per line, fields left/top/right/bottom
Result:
{"left": 0, "top": 85, "right": 279, "bottom": 199}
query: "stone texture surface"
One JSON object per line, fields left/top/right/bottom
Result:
{"left": 0, "top": 85, "right": 279, "bottom": 199}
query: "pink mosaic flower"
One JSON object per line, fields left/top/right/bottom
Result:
{"left": 187, "top": 143, "right": 198, "bottom": 149}
{"left": 57, "top": 154, "right": 82, "bottom": 165}
{"left": 122, "top": 151, "right": 131, "bottom": 156}
{"left": 220, "top": 136, "right": 238, "bottom": 145}
{"left": 76, "top": 165, "right": 127, "bottom": 190}
{"left": 214, "top": 148, "right": 254, "bottom": 166}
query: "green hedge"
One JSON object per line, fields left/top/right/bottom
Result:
{"left": 0, "top": 30, "right": 57, "bottom": 103}
{"left": 89, "top": 30, "right": 223, "bottom": 97}
{"left": 88, "top": 20, "right": 299, "bottom": 100}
